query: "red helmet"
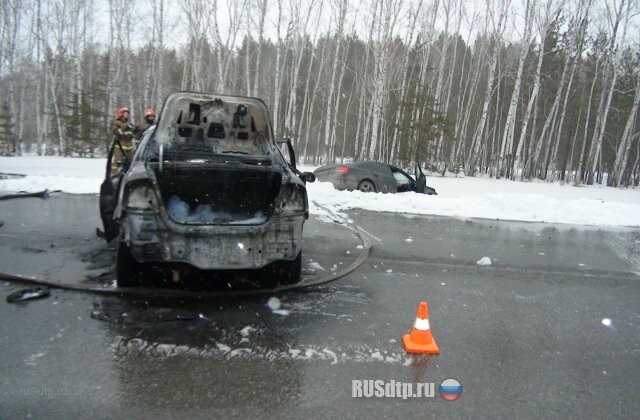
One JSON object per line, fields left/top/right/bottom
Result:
{"left": 116, "top": 107, "right": 130, "bottom": 118}
{"left": 144, "top": 108, "right": 156, "bottom": 118}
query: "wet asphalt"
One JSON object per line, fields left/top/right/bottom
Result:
{"left": 0, "top": 194, "right": 639, "bottom": 418}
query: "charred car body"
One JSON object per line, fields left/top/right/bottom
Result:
{"left": 99, "top": 92, "right": 315, "bottom": 287}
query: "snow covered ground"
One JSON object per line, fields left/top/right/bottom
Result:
{"left": 1, "top": 156, "right": 639, "bottom": 227}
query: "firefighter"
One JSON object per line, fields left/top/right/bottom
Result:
{"left": 135, "top": 107, "right": 156, "bottom": 140}
{"left": 111, "top": 107, "right": 135, "bottom": 173}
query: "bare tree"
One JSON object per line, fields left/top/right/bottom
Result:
{"left": 301, "top": 25, "right": 330, "bottom": 163}
{"left": 467, "top": 0, "right": 511, "bottom": 174}
{"left": 512, "top": 0, "right": 561, "bottom": 179}
{"left": 271, "top": 0, "right": 287, "bottom": 134}
{"left": 0, "top": 0, "right": 23, "bottom": 154}
{"left": 143, "top": 0, "right": 172, "bottom": 108}
{"left": 610, "top": 52, "right": 640, "bottom": 186}
{"left": 574, "top": 50, "right": 602, "bottom": 185}
{"left": 251, "top": 0, "right": 269, "bottom": 97}
{"left": 208, "top": 0, "right": 245, "bottom": 92}
{"left": 354, "top": 0, "right": 379, "bottom": 160}
{"left": 367, "top": 0, "right": 402, "bottom": 160}
{"left": 180, "top": 0, "right": 208, "bottom": 91}
{"left": 584, "top": 0, "right": 633, "bottom": 184}
{"left": 548, "top": 0, "right": 591, "bottom": 181}
{"left": 283, "top": 0, "right": 321, "bottom": 143}
{"left": 497, "top": 0, "right": 534, "bottom": 178}
{"left": 452, "top": 2, "right": 482, "bottom": 171}
{"left": 432, "top": 0, "right": 455, "bottom": 166}
{"left": 389, "top": 0, "right": 424, "bottom": 163}
{"left": 408, "top": 0, "right": 440, "bottom": 158}
{"left": 322, "top": 0, "right": 349, "bottom": 163}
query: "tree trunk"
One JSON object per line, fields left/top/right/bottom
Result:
{"left": 468, "top": 0, "right": 509, "bottom": 174}
{"left": 585, "top": 0, "right": 629, "bottom": 185}
{"left": 271, "top": 0, "right": 285, "bottom": 135}
{"left": 498, "top": 0, "right": 532, "bottom": 178}
{"left": 367, "top": 0, "right": 398, "bottom": 161}
{"left": 322, "top": 0, "right": 348, "bottom": 163}
{"left": 547, "top": 4, "right": 590, "bottom": 182}
{"left": 390, "top": 0, "right": 423, "bottom": 163}
{"left": 252, "top": 0, "right": 268, "bottom": 97}
{"left": 574, "top": 60, "right": 600, "bottom": 186}
{"left": 611, "top": 69, "right": 640, "bottom": 186}
{"left": 512, "top": 0, "right": 557, "bottom": 180}
{"left": 301, "top": 33, "right": 329, "bottom": 163}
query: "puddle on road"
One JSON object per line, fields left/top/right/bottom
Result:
{"left": 109, "top": 334, "right": 408, "bottom": 366}
{"left": 89, "top": 282, "right": 402, "bottom": 367}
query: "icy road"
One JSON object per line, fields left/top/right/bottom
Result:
{"left": 1, "top": 194, "right": 639, "bottom": 417}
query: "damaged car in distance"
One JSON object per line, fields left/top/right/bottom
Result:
{"left": 313, "top": 161, "right": 436, "bottom": 195}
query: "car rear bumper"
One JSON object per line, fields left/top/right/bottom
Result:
{"left": 122, "top": 211, "right": 304, "bottom": 269}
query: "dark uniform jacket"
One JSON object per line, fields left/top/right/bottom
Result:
{"left": 111, "top": 117, "right": 135, "bottom": 172}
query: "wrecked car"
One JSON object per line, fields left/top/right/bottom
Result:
{"left": 99, "top": 92, "right": 315, "bottom": 287}
{"left": 313, "top": 161, "right": 437, "bottom": 195}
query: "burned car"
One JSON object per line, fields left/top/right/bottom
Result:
{"left": 99, "top": 92, "right": 315, "bottom": 287}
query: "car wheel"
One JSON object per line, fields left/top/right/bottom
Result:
{"left": 358, "top": 180, "right": 377, "bottom": 193}
{"left": 272, "top": 252, "right": 302, "bottom": 285}
{"left": 116, "top": 241, "right": 144, "bottom": 288}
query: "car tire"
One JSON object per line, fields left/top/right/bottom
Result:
{"left": 116, "top": 240, "right": 144, "bottom": 288}
{"left": 358, "top": 179, "right": 377, "bottom": 193}
{"left": 273, "top": 252, "right": 302, "bottom": 285}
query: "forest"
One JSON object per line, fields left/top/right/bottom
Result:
{"left": 1, "top": 0, "right": 639, "bottom": 186}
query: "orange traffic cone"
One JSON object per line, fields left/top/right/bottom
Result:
{"left": 402, "top": 301, "right": 440, "bottom": 354}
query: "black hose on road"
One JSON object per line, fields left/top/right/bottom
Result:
{"left": 0, "top": 226, "right": 372, "bottom": 299}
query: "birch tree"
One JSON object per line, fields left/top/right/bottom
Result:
{"left": 354, "top": 2, "right": 379, "bottom": 160}
{"left": 574, "top": 42, "right": 603, "bottom": 185}
{"left": 389, "top": 0, "right": 423, "bottom": 163}
{"left": 38, "top": 0, "right": 72, "bottom": 155}
{"left": 180, "top": 0, "right": 208, "bottom": 91}
{"left": 547, "top": 0, "right": 591, "bottom": 181}
{"left": 432, "top": 0, "right": 455, "bottom": 165}
{"left": 367, "top": 0, "right": 401, "bottom": 160}
{"left": 0, "top": 0, "right": 23, "bottom": 154}
{"left": 531, "top": 10, "right": 571, "bottom": 180}
{"left": 322, "top": 0, "right": 349, "bottom": 163}
{"left": 408, "top": 0, "right": 439, "bottom": 157}
{"left": 610, "top": 56, "right": 640, "bottom": 186}
{"left": 584, "top": 0, "right": 633, "bottom": 184}
{"left": 106, "top": 0, "right": 131, "bottom": 150}
{"left": 208, "top": 0, "right": 244, "bottom": 92}
{"left": 283, "top": 0, "right": 321, "bottom": 142}
{"left": 144, "top": 0, "right": 171, "bottom": 108}
{"left": 301, "top": 33, "right": 330, "bottom": 163}
{"left": 251, "top": 0, "right": 269, "bottom": 97}
{"left": 452, "top": 3, "right": 481, "bottom": 170}
{"left": 271, "top": 0, "right": 286, "bottom": 134}
{"left": 497, "top": 0, "right": 534, "bottom": 178}
{"left": 467, "top": 0, "right": 511, "bottom": 174}
{"left": 296, "top": 3, "right": 325, "bottom": 156}
{"left": 512, "top": 0, "right": 560, "bottom": 179}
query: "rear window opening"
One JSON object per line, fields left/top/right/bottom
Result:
{"left": 154, "top": 164, "right": 282, "bottom": 225}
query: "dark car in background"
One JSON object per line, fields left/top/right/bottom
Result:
{"left": 313, "top": 161, "right": 436, "bottom": 195}
{"left": 99, "top": 92, "right": 315, "bottom": 287}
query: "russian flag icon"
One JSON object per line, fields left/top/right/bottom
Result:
{"left": 439, "top": 379, "right": 462, "bottom": 401}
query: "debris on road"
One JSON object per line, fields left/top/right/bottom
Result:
{"left": 6, "top": 287, "right": 51, "bottom": 303}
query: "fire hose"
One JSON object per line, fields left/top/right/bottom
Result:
{"left": 1, "top": 203, "right": 372, "bottom": 299}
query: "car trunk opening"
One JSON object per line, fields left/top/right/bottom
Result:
{"left": 152, "top": 163, "right": 281, "bottom": 224}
